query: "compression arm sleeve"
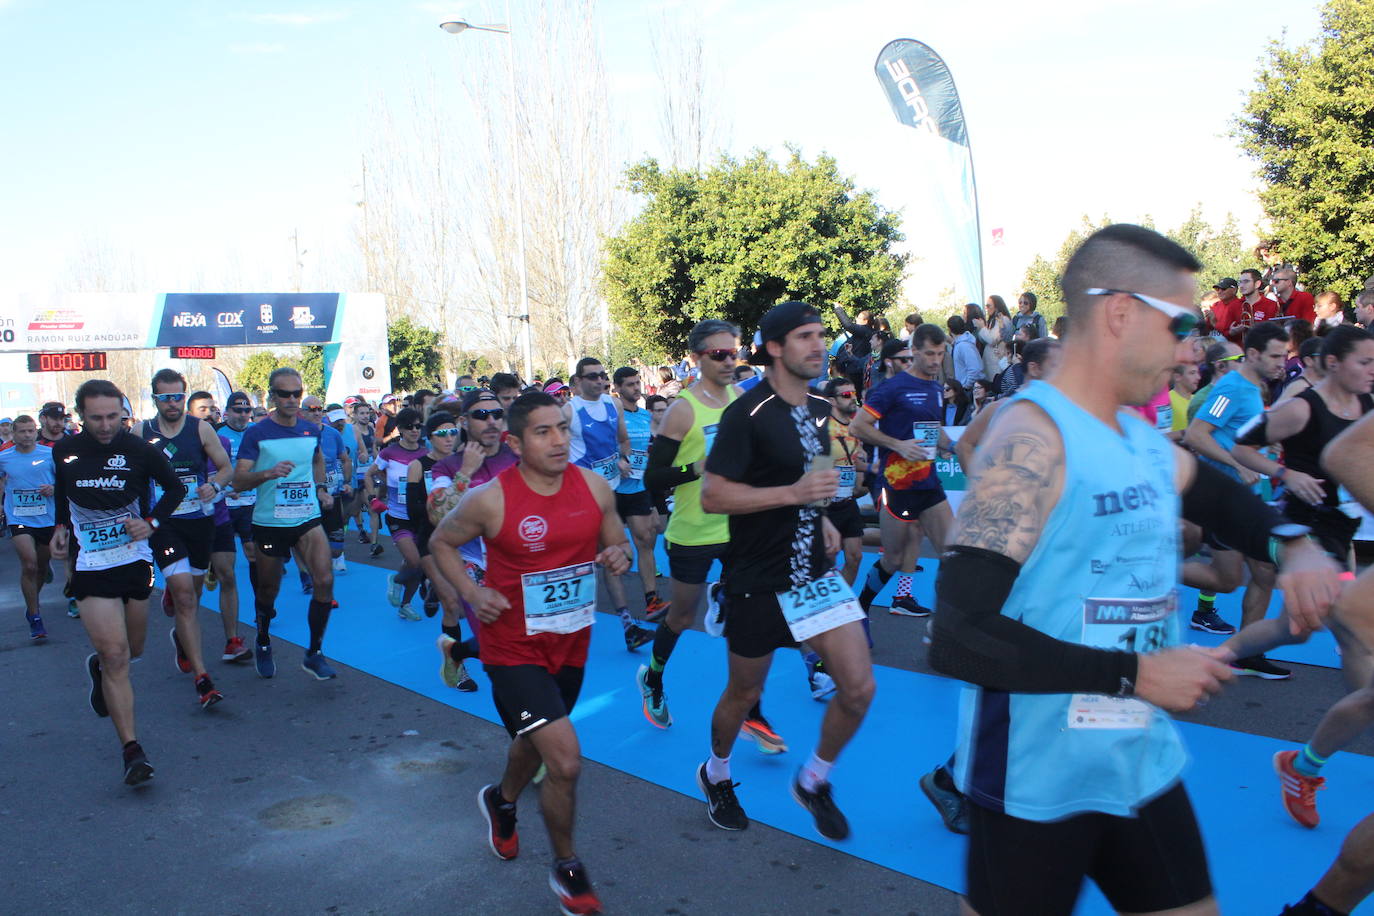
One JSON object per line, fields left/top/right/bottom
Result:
{"left": 645, "top": 436, "right": 698, "bottom": 491}
{"left": 928, "top": 545, "right": 1139, "bottom": 695}
{"left": 406, "top": 480, "right": 429, "bottom": 531}
{"left": 1181, "top": 458, "right": 1286, "bottom": 564}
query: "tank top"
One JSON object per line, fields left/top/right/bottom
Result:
{"left": 142, "top": 416, "right": 209, "bottom": 519}
{"left": 616, "top": 405, "right": 652, "bottom": 495}
{"left": 953, "top": 381, "right": 1185, "bottom": 821}
{"left": 1282, "top": 388, "right": 1374, "bottom": 507}
{"left": 569, "top": 393, "right": 622, "bottom": 486}
{"left": 219, "top": 424, "right": 257, "bottom": 507}
{"left": 482, "top": 465, "right": 603, "bottom": 671}
{"left": 664, "top": 387, "right": 735, "bottom": 547}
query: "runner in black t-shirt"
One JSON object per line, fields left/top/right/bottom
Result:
{"left": 695, "top": 301, "right": 876, "bottom": 842}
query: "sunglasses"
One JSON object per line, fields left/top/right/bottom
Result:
{"left": 272, "top": 388, "right": 304, "bottom": 400}
{"left": 303, "top": 405, "right": 323, "bottom": 411}
{"left": 469, "top": 408, "right": 505, "bottom": 421}
{"left": 889, "top": 355, "right": 913, "bottom": 364}
{"left": 1084, "top": 288, "right": 1200, "bottom": 340}
{"left": 580, "top": 372, "right": 609, "bottom": 381}
{"left": 228, "top": 406, "right": 252, "bottom": 414}
{"left": 430, "top": 427, "right": 462, "bottom": 438}
{"left": 402, "top": 423, "right": 423, "bottom": 431}
{"left": 834, "top": 392, "right": 856, "bottom": 399}
{"left": 153, "top": 393, "right": 185, "bottom": 403}
{"left": 698, "top": 348, "right": 737, "bottom": 362}
{"left": 457, "top": 385, "right": 480, "bottom": 392}
{"left": 1217, "top": 353, "right": 1245, "bottom": 363}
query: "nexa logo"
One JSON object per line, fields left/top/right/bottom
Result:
{"left": 172, "top": 311, "right": 206, "bottom": 328}
{"left": 217, "top": 311, "right": 244, "bottom": 328}
{"left": 883, "top": 60, "right": 939, "bottom": 136}
{"left": 1091, "top": 482, "right": 1159, "bottom": 517}
{"left": 104, "top": 454, "right": 127, "bottom": 470}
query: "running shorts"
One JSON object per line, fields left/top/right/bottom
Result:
{"left": 485, "top": 664, "right": 584, "bottom": 738}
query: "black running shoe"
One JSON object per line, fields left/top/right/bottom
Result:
{"left": 1231, "top": 655, "right": 1292, "bottom": 680}
{"left": 696, "top": 762, "right": 748, "bottom": 831}
{"left": 358, "top": 530, "right": 371, "bottom": 544}
{"left": 791, "top": 772, "right": 850, "bottom": 840}
{"left": 122, "top": 742, "right": 154, "bottom": 786}
{"left": 889, "top": 595, "right": 932, "bottom": 617}
{"left": 549, "top": 858, "right": 602, "bottom": 915}
{"left": 623, "top": 624, "right": 653, "bottom": 651}
{"left": 87, "top": 653, "right": 108, "bottom": 718}
{"left": 369, "top": 543, "right": 384, "bottom": 558}
{"left": 918, "top": 764, "right": 968, "bottom": 835}
{"left": 1190, "top": 609, "right": 1236, "bottom": 635}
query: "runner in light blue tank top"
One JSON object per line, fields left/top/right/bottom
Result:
{"left": 567, "top": 359, "right": 627, "bottom": 488}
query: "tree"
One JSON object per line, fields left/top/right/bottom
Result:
{"left": 388, "top": 316, "right": 443, "bottom": 392}
{"left": 604, "top": 149, "right": 908, "bottom": 360}
{"left": 237, "top": 351, "right": 287, "bottom": 402}
{"left": 1235, "top": 0, "right": 1374, "bottom": 297}
{"left": 299, "top": 345, "right": 325, "bottom": 400}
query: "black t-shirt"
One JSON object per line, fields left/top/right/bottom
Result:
{"left": 706, "top": 379, "right": 832, "bottom": 596}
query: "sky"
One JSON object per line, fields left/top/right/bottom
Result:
{"left": 0, "top": 0, "right": 1325, "bottom": 312}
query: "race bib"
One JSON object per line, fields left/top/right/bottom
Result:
{"left": 627, "top": 449, "right": 648, "bottom": 481}
{"left": 273, "top": 479, "right": 315, "bottom": 520}
{"left": 12, "top": 488, "right": 46, "bottom": 517}
{"left": 423, "top": 469, "right": 434, "bottom": 493}
{"left": 702, "top": 423, "right": 720, "bottom": 456}
{"left": 775, "top": 572, "right": 865, "bottom": 642}
{"left": 1068, "top": 594, "right": 1174, "bottom": 730}
{"left": 521, "top": 562, "right": 596, "bottom": 635}
{"left": 834, "top": 465, "right": 856, "bottom": 501}
{"left": 226, "top": 486, "right": 257, "bottom": 508}
{"left": 592, "top": 455, "right": 619, "bottom": 484}
{"left": 171, "top": 474, "right": 203, "bottom": 517}
{"left": 326, "top": 469, "right": 344, "bottom": 494}
{"left": 912, "top": 421, "right": 940, "bottom": 454}
{"left": 77, "top": 515, "right": 139, "bottom": 567}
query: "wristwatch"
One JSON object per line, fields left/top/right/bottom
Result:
{"left": 1268, "top": 523, "right": 1312, "bottom": 564}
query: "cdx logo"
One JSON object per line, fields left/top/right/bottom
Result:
{"left": 217, "top": 311, "right": 244, "bottom": 328}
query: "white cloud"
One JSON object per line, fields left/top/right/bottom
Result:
{"left": 229, "top": 43, "right": 286, "bottom": 54}
{"left": 246, "top": 11, "right": 349, "bottom": 26}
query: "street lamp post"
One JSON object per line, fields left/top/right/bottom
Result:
{"left": 440, "top": 15, "right": 535, "bottom": 384}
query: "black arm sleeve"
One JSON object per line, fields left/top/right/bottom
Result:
{"left": 928, "top": 545, "right": 1138, "bottom": 695}
{"left": 406, "top": 479, "right": 430, "bottom": 534}
{"left": 645, "top": 436, "right": 697, "bottom": 491}
{"left": 145, "top": 442, "right": 187, "bottom": 524}
{"left": 1181, "top": 458, "right": 1286, "bottom": 564}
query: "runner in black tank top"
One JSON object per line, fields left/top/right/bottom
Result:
{"left": 1223, "top": 325, "right": 1374, "bottom": 829}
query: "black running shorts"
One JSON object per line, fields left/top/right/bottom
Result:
{"left": 9, "top": 524, "right": 54, "bottom": 547}
{"left": 70, "top": 560, "right": 155, "bottom": 602}
{"left": 614, "top": 489, "right": 653, "bottom": 519}
{"left": 666, "top": 541, "right": 727, "bottom": 586}
{"left": 151, "top": 516, "right": 215, "bottom": 572}
{"left": 228, "top": 505, "right": 255, "bottom": 544}
{"left": 877, "top": 483, "right": 947, "bottom": 522}
{"left": 965, "top": 781, "right": 1212, "bottom": 916}
{"left": 1283, "top": 498, "right": 1361, "bottom": 565}
{"left": 723, "top": 591, "right": 799, "bottom": 659}
{"left": 211, "top": 520, "right": 236, "bottom": 555}
{"left": 825, "top": 498, "right": 865, "bottom": 541}
{"left": 485, "top": 664, "right": 584, "bottom": 738}
{"left": 252, "top": 518, "right": 322, "bottom": 558}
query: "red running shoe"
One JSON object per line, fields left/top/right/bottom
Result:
{"left": 548, "top": 860, "right": 601, "bottom": 915}
{"left": 1274, "top": 750, "right": 1324, "bottom": 828}
{"left": 478, "top": 784, "right": 519, "bottom": 860}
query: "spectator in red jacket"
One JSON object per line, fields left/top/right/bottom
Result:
{"left": 1271, "top": 266, "right": 1316, "bottom": 324}
{"left": 1210, "top": 277, "right": 1243, "bottom": 340}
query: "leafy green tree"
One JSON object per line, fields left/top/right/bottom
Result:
{"left": 237, "top": 351, "right": 286, "bottom": 402}
{"left": 1235, "top": 0, "right": 1374, "bottom": 297}
{"left": 388, "top": 316, "right": 443, "bottom": 392}
{"left": 604, "top": 148, "right": 908, "bottom": 359}
{"left": 299, "top": 345, "right": 325, "bottom": 400}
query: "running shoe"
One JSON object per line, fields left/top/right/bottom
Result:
{"left": 87, "top": 653, "right": 108, "bottom": 717}
{"left": 549, "top": 860, "right": 601, "bottom": 916}
{"left": 478, "top": 783, "right": 519, "bottom": 860}
{"left": 358, "top": 530, "right": 371, "bottom": 544}
{"left": 808, "top": 666, "right": 837, "bottom": 702}
{"left": 26, "top": 612, "right": 47, "bottom": 641}
{"left": 1231, "top": 656, "right": 1292, "bottom": 680}
{"left": 741, "top": 715, "right": 787, "bottom": 754}
{"left": 456, "top": 666, "right": 477, "bottom": 692}
{"left": 643, "top": 596, "right": 671, "bottom": 623}
{"left": 1190, "top": 609, "right": 1236, "bottom": 635}
{"left": 704, "top": 582, "right": 726, "bottom": 637}
{"left": 170, "top": 627, "right": 192, "bottom": 674}
{"left": 533, "top": 763, "right": 547, "bottom": 785}
{"left": 161, "top": 589, "right": 174, "bottom": 618}
{"left": 302, "top": 651, "right": 337, "bottom": 680}
{"left": 696, "top": 762, "right": 748, "bottom": 831}
{"left": 67, "top": 598, "right": 80, "bottom": 619}
{"left": 222, "top": 637, "right": 252, "bottom": 663}
{"left": 791, "top": 772, "right": 850, "bottom": 840}
{"left": 300, "top": 574, "right": 313, "bottom": 595}
{"left": 386, "top": 573, "right": 403, "bottom": 607}
{"left": 195, "top": 674, "right": 224, "bottom": 710}
{"left": 333, "top": 555, "right": 347, "bottom": 574}
{"left": 122, "top": 741, "right": 154, "bottom": 786}
{"left": 437, "top": 635, "right": 460, "bottom": 687}
{"left": 255, "top": 641, "right": 276, "bottom": 678}
{"left": 397, "top": 603, "right": 422, "bottom": 622}
{"left": 889, "top": 595, "right": 932, "bottom": 617}
{"left": 1274, "top": 750, "right": 1324, "bottom": 828}
{"left": 423, "top": 597, "right": 439, "bottom": 618}
{"left": 919, "top": 765, "right": 969, "bottom": 835}
{"left": 369, "top": 543, "right": 385, "bottom": 558}
{"left": 204, "top": 567, "right": 218, "bottom": 592}
{"left": 636, "top": 664, "right": 672, "bottom": 728}
{"left": 624, "top": 624, "right": 653, "bottom": 652}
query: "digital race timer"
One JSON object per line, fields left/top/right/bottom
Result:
{"left": 26, "top": 351, "right": 109, "bottom": 373}
{"left": 168, "top": 346, "right": 217, "bottom": 359}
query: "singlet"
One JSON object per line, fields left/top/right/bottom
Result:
{"left": 1168, "top": 389, "right": 1189, "bottom": 433}
{"left": 219, "top": 424, "right": 257, "bottom": 507}
{"left": 355, "top": 424, "right": 375, "bottom": 483}
{"left": 320, "top": 424, "right": 347, "bottom": 496}
{"left": 237, "top": 416, "right": 323, "bottom": 528}
{"left": 1280, "top": 388, "right": 1374, "bottom": 508}
{"left": 340, "top": 424, "right": 359, "bottom": 490}
{"left": 142, "top": 416, "right": 210, "bottom": 520}
{"left": 861, "top": 372, "right": 945, "bottom": 492}
{"left": 482, "top": 465, "right": 603, "bottom": 671}
{"left": 408, "top": 453, "right": 439, "bottom": 545}
{"left": 953, "top": 381, "right": 1184, "bottom": 821}
{"left": 433, "top": 443, "right": 520, "bottom": 567}
{"left": 664, "top": 387, "right": 735, "bottom": 547}
{"left": 826, "top": 415, "right": 863, "bottom": 503}
{"left": 0, "top": 444, "right": 56, "bottom": 527}
{"left": 373, "top": 442, "right": 426, "bottom": 519}
{"left": 208, "top": 436, "right": 231, "bottom": 526}
{"left": 569, "top": 394, "right": 622, "bottom": 487}
{"left": 616, "top": 405, "right": 652, "bottom": 495}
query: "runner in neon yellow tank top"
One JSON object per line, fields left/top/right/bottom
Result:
{"left": 639, "top": 319, "right": 788, "bottom": 755}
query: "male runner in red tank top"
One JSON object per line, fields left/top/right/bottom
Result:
{"left": 431, "top": 391, "right": 630, "bottom": 916}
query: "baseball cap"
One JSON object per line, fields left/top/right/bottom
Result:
{"left": 543, "top": 380, "right": 569, "bottom": 394}
{"left": 343, "top": 395, "right": 362, "bottom": 407}
{"left": 880, "top": 338, "right": 912, "bottom": 361}
{"left": 39, "top": 401, "right": 66, "bottom": 418}
{"left": 226, "top": 391, "right": 252, "bottom": 410}
{"left": 380, "top": 393, "right": 398, "bottom": 405}
{"left": 0, "top": 417, "right": 11, "bottom": 424}
{"left": 753, "top": 301, "right": 822, "bottom": 365}
{"left": 326, "top": 408, "right": 346, "bottom": 423}
{"left": 461, "top": 388, "right": 500, "bottom": 414}
{"left": 1213, "top": 278, "right": 1238, "bottom": 291}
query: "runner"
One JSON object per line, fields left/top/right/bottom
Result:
{"left": 36, "top": 402, "right": 80, "bottom": 617}
{"left": 428, "top": 389, "right": 520, "bottom": 692}
{"left": 0, "top": 415, "right": 55, "bottom": 639}
{"left": 641, "top": 319, "right": 788, "bottom": 754}
{"left": 404, "top": 409, "right": 456, "bottom": 622}
{"left": 217, "top": 391, "right": 263, "bottom": 661}
{"left": 821, "top": 378, "right": 869, "bottom": 589}
{"left": 329, "top": 404, "right": 358, "bottom": 574}
{"left": 298, "top": 396, "right": 351, "bottom": 588}
{"left": 231, "top": 366, "right": 339, "bottom": 680}
{"left": 851, "top": 329, "right": 958, "bottom": 618}
{"left": 927, "top": 223, "right": 1340, "bottom": 916}
{"left": 186, "top": 391, "right": 252, "bottom": 663}
{"left": 51, "top": 378, "right": 188, "bottom": 785}
{"left": 695, "top": 300, "right": 874, "bottom": 839}
{"left": 607, "top": 365, "right": 663, "bottom": 648}
{"left": 141, "top": 369, "right": 229, "bottom": 709}
{"left": 347, "top": 398, "right": 382, "bottom": 551}
{"left": 371, "top": 407, "right": 427, "bottom": 620}
{"left": 429, "top": 391, "right": 631, "bottom": 916}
